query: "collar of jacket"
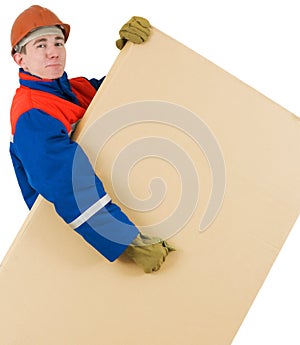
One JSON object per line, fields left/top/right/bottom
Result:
{"left": 18, "top": 68, "right": 79, "bottom": 105}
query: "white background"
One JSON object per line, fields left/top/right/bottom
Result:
{"left": 0, "top": 1, "right": 299, "bottom": 344}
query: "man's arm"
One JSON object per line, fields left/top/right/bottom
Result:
{"left": 14, "top": 109, "right": 139, "bottom": 261}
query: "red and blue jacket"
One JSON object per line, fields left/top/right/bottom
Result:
{"left": 10, "top": 69, "right": 139, "bottom": 261}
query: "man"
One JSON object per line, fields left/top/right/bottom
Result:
{"left": 9, "top": 5, "right": 174, "bottom": 273}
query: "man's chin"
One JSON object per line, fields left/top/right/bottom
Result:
{"left": 45, "top": 66, "right": 64, "bottom": 79}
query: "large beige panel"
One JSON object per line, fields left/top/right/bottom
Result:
{"left": 0, "top": 28, "right": 299, "bottom": 345}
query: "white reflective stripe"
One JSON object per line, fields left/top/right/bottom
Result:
{"left": 68, "top": 194, "right": 111, "bottom": 229}
{"left": 10, "top": 135, "right": 14, "bottom": 143}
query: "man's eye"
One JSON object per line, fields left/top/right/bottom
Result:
{"left": 55, "top": 42, "right": 64, "bottom": 47}
{"left": 37, "top": 44, "right": 46, "bottom": 48}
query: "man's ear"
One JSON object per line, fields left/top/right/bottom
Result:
{"left": 13, "top": 53, "right": 23, "bottom": 67}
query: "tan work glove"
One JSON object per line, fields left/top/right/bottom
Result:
{"left": 116, "top": 16, "right": 151, "bottom": 50}
{"left": 122, "top": 233, "right": 175, "bottom": 273}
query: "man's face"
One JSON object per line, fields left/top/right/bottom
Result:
{"left": 14, "top": 34, "right": 66, "bottom": 79}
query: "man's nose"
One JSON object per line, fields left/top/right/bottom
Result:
{"left": 47, "top": 45, "right": 59, "bottom": 58}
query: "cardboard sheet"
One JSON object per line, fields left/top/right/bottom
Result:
{"left": 1, "top": 28, "right": 299, "bottom": 345}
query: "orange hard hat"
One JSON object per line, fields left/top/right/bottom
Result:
{"left": 10, "top": 5, "right": 70, "bottom": 55}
